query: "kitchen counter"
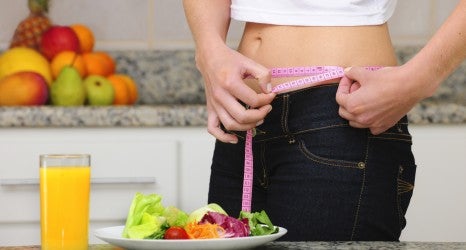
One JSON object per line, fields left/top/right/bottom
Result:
{"left": 0, "top": 101, "right": 465, "bottom": 127}
{"left": 2, "top": 242, "right": 466, "bottom": 250}
{"left": 0, "top": 48, "right": 465, "bottom": 127}
{"left": 0, "top": 48, "right": 465, "bottom": 128}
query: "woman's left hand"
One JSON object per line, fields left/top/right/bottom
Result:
{"left": 336, "top": 66, "right": 424, "bottom": 135}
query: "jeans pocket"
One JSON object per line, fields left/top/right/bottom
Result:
{"left": 397, "top": 163, "right": 417, "bottom": 230}
{"left": 367, "top": 118, "right": 417, "bottom": 233}
{"left": 368, "top": 119, "right": 415, "bottom": 167}
{"left": 296, "top": 125, "right": 368, "bottom": 169}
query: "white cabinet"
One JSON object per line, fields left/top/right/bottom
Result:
{"left": 0, "top": 127, "right": 215, "bottom": 246}
{"left": 401, "top": 125, "right": 466, "bottom": 242}
{"left": 0, "top": 125, "right": 465, "bottom": 246}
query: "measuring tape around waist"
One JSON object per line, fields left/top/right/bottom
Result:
{"left": 241, "top": 65, "right": 381, "bottom": 212}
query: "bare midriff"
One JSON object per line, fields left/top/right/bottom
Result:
{"left": 237, "top": 22, "right": 398, "bottom": 92}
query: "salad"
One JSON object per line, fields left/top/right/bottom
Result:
{"left": 121, "top": 192, "right": 278, "bottom": 240}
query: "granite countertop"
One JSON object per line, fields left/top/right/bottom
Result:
{"left": 0, "top": 48, "right": 465, "bottom": 128}
{"left": 2, "top": 242, "right": 466, "bottom": 250}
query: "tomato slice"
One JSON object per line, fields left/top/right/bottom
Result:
{"left": 164, "top": 226, "right": 190, "bottom": 240}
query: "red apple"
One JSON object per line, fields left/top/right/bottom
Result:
{"left": 40, "top": 26, "right": 80, "bottom": 60}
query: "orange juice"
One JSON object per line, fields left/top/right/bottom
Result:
{"left": 40, "top": 165, "right": 90, "bottom": 250}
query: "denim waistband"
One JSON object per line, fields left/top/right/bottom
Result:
{"left": 229, "top": 83, "right": 408, "bottom": 142}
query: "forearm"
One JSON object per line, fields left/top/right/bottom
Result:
{"left": 405, "top": 0, "right": 466, "bottom": 98}
{"left": 182, "top": 0, "right": 232, "bottom": 51}
{"left": 182, "top": 0, "right": 274, "bottom": 142}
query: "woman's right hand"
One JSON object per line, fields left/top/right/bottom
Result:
{"left": 195, "top": 44, "right": 276, "bottom": 143}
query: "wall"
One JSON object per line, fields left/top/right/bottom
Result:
{"left": 0, "top": 0, "right": 462, "bottom": 51}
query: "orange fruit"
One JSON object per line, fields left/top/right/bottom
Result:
{"left": 119, "top": 74, "right": 138, "bottom": 104}
{"left": 107, "top": 74, "right": 138, "bottom": 105}
{"left": 94, "top": 51, "right": 116, "bottom": 74}
{"left": 82, "top": 51, "right": 116, "bottom": 77}
{"left": 70, "top": 24, "right": 95, "bottom": 53}
{"left": 107, "top": 74, "right": 130, "bottom": 105}
{"left": 50, "top": 51, "right": 87, "bottom": 79}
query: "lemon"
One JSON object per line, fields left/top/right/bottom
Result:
{"left": 0, "top": 47, "right": 53, "bottom": 85}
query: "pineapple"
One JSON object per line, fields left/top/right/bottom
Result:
{"left": 10, "top": 0, "right": 52, "bottom": 50}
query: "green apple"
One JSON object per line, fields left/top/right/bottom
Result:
{"left": 83, "top": 75, "right": 115, "bottom": 105}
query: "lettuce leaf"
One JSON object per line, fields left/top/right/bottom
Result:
{"left": 187, "top": 203, "right": 227, "bottom": 223}
{"left": 239, "top": 210, "right": 278, "bottom": 236}
{"left": 163, "top": 206, "right": 189, "bottom": 227}
{"left": 126, "top": 212, "right": 167, "bottom": 239}
{"left": 122, "top": 192, "right": 166, "bottom": 239}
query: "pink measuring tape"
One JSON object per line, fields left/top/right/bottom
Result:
{"left": 241, "top": 65, "right": 381, "bottom": 212}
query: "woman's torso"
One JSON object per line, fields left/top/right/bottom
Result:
{"left": 238, "top": 23, "right": 398, "bottom": 91}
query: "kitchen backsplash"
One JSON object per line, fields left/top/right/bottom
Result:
{"left": 108, "top": 48, "right": 466, "bottom": 106}
{"left": 0, "top": 0, "right": 462, "bottom": 50}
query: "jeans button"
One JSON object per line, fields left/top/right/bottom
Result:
{"left": 358, "top": 162, "right": 366, "bottom": 169}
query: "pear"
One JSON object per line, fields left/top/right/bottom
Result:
{"left": 50, "top": 65, "right": 86, "bottom": 106}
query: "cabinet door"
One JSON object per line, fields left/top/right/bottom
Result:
{"left": 0, "top": 128, "right": 178, "bottom": 246}
{"left": 401, "top": 125, "right": 466, "bottom": 242}
{"left": 178, "top": 135, "right": 216, "bottom": 213}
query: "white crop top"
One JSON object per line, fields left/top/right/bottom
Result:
{"left": 231, "top": 0, "right": 398, "bottom": 26}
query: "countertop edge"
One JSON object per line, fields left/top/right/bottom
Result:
{"left": 0, "top": 102, "right": 465, "bottom": 128}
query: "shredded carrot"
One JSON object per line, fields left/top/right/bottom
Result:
{"left": 184, "top": 222, "right": 226, "bottom": 239}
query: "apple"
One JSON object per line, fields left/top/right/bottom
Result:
{"left": 40, "top": 26, "right": 80, "bottom": 60}
{"left": 83, "top": 75, "right": 115, "bottom": 105}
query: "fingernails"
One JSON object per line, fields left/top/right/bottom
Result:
{"left": 344, "top": 67, "right": 352, "bottom": 73}
{"left": 229, "top": 140, "right": 238, "bottom": 144}
{"left": 266, "top": 83, "right": 272, "bottom": 93}
{"left": 256, "top": 120, "right": 264, "bottom": 126}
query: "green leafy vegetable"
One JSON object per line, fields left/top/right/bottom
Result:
{"left": 121, "top": 192, "right": 279, "bottom": 240}
{"left": 187, "top": 203, "right": 227, "bottom": 223}
{"left": 126, "top": 212, "right": 166, "bottom": 239}
{"left": 122, "top": 192, "right": 167, "bottom": 239}
{"left": 163, "top": 206, "right": 189, "bottom": 227}
{"left": 239, "top": 210, "right": 278, "bottom": 236}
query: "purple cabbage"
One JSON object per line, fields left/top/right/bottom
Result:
{"left": 200, "top": 211, "right": 250, "bottom": 238}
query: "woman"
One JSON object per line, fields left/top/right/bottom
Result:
{"left": 183, "top": 0, "right": 466, "bottom": 241}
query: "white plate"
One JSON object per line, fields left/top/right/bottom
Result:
{"left": 95, "top": 225, "right": 287, "bottom": 250}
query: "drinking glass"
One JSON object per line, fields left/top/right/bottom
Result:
{"left": 40, "top": 154, "right": 91, "bottom": 250}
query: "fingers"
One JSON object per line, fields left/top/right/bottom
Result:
{"left": 343, "top": 66, "right": 367, "bottom": 82}
{"left": 242, "top": 57, "right": 273, "bottom": 94}
{"left": 335, "top": 75, "right": 352, "bottom": 107}
{"left": 337, "top": 66, "right": 370, "bottom": 121}
{"left": 226, "top": 81, "right": 275, "bottom": 109}
{"left": 210, "top": 79, "right": 273, "bottom": 124}
{"left": 207, "top": 78, "right": 272, "bottom": 138}
{"left": 228, "top": 58, "right": 275, "bottom": 109}
{"left": 340, "top": 107, "right": 390, "bottom": 135}
{"left": 215, "top": 94, "right": 272, "bottom": 131}
{"left": 206, "top": 58, "right": 274, "bottom": 132}
{"left": 338, "top": 106, "right": 355, "bottom": 122}
{"left": 206, "top": 113, "right": 239, "bottom": 144}
{"left": 350, "top": 82, "right": 361, "bottom": 93}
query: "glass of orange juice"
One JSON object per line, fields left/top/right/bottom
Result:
{"left": 40, "top": 154, "right": 91, "bottom": 250}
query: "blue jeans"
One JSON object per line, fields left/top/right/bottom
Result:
{"left": 208, "top": 84, "right": 416, "bottom": 241}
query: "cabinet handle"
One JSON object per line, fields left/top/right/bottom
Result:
{"left": 0, "top": 177, "right": 156, "bottom": 186}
